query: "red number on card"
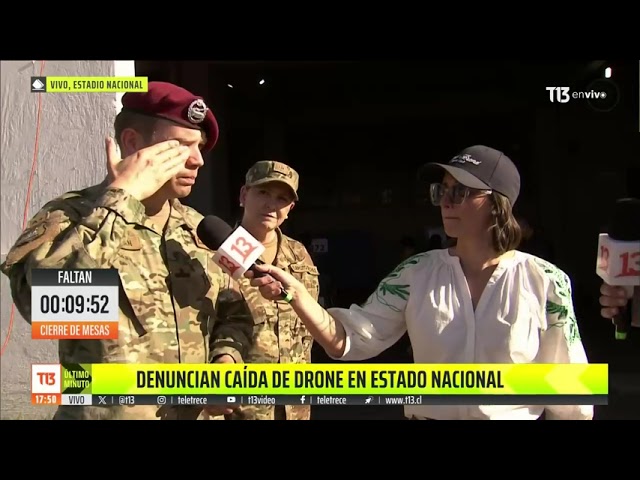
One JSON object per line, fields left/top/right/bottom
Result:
{"left": 231, "top": 236, "right": 258, "bottom": 263}
{"left": 219, "top": 256, "right": 240, "bottom": 275}
{"left": 599, "top": 245, "right": 609, "bottom": 270}
{"left": 617, "top": 252, "right": 640, "bottom": 277}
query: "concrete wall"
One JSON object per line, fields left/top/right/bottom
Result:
{"left": 0, "top": 60, "right": 134, "bottom": 419}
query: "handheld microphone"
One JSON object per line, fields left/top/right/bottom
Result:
{"left": 595, "top": 198, "right": 640, "bottom": 339}
{"left": 196, "top": 216, "right": 291, "bottom": 299}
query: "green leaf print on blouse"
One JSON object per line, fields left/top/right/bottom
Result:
{"left": 534, "top": 257, "right": 581, "bottom": 346}
{"left": 363, "top": 253, "right": 426, "bottom": 312}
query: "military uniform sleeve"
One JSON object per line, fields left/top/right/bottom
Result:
{"left": 209, "top": 270, "right": 254, "bottom": 364}
{"left": 327, "top": 254, "right": 423, "bottom": 362}
{"left": 533, "top": 260, "right": 594, "bottom": 420}
{"left": 0, "top": 188, "right": 146, "bottom": 323}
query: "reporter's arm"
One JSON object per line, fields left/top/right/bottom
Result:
{"left": 289, "top": 286, "right": 348, "bottom": 358}
{"left": 254, "top": 255, "right": 419, "bottom": 361}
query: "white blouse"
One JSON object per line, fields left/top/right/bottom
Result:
{"left": 327, "top": 249, "right": 594, "bottom": 420}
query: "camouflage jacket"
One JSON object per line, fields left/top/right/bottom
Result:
{"left": 215, "top": 228, "right": 320, "bottom": 420}
{"left": 0, "top": 184, "right": 254, "bottom": 420}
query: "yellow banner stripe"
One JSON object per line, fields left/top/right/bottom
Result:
{"left": 45, "top": 77, "right": 148, "bottom": 92}
{"left": 64, "top": 363, "right": 608, "bottom": 396}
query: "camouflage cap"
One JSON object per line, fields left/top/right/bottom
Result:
{"left": 245, "top": 161, "right": 299, "bottom": 201}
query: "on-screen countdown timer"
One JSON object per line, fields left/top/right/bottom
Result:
{"left": 40, "top": 294, "right": 110, "bottom": 315}
{"left": 31, "top": 278, "right": 120, "bottom": 340}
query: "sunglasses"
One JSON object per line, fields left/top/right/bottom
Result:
{"left": 429, "top": 183, "right": 492, "bottom": 206}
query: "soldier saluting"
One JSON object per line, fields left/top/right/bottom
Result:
{"left": 1, "top": 82, "right": 253, "bottom": 420}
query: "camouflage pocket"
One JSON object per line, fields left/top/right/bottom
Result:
{"left": 300, "top": 333, "right": 314, "bottom": 363}
{"left": 255, "top": 302, "right": 277, "bottom": 325}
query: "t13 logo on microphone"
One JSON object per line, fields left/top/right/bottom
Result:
{"left": 212, "top": 226, "right": 265, "bottom": 280}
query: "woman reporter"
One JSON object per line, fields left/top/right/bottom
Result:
{"left": 247, "top": 145, "right": 593, "bottom": 421}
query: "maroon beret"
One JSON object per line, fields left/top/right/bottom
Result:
{"left": 121, "top": 81, "right": 219, "bottom": 152}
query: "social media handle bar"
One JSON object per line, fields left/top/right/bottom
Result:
{"left": 244, "top": 395, "right": 378, "bottom": 405}
{"left": 304, "top": 395, "right": 423, "bottom": 406}
{"left": 84, "top": 395, "right": 391, "bottom": 406}
{"left": 88, "top": 395, "right": 245, "bottom": 406}
{"left": 228, "top": 395, "right": 381, "bottom": 405}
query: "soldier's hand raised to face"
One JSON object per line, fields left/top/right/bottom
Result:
{"left": 105, "top": 137, "right": 190, "bottom": 200}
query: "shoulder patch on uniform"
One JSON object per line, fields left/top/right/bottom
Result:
{"left": 14, "top": 224, "right": 46, "bottom": 247}
{"left": 289, "top": 263, "right": 319, "bottom": 275}
{"left": 4, "top": 219, "right": 64, "bottom": 267}
{"left": 120, "top": 231, "right": 142, "bottom": 251}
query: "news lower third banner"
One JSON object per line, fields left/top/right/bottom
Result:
{"left": 31, "top": 363, "right": 608, "bottom": 406}
{"left": 31, "top": 76, "right": 148, "bottom": 93}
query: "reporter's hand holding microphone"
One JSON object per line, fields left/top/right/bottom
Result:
{"left": 600, "top": 284, "right": 634, "bottom": 319}
{"left": 197, "top": 213, "right": 347, "bottom": 370}
{"left": 245, "top": 263, "right": 307, "bottom": 304}
{"left": 196, "top": 215, "right": 303, "bottom": 304}
{"left": 245, "top": 264, "right": 347, "bottom": 357}
{"left": 195, "top": 216, "right": 315, "bottom": 417}
{"left": 597, "top": 198, "right": 640, "bottom": 337}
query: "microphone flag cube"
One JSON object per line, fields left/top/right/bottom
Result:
{"left": 212, "top": 226, "right": 265, "bottom": 280}
{"left": 596, "top": 233, "right": 640, "bottom": 287}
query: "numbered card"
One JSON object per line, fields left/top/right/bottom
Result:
{"left": 311, "top": 238, "right": 328, "bottom": 254}
{"left": 213, "top": 227, "right": 266, "bottom": 280}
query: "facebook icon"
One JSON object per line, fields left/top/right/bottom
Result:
{"left": 300, "top": 395, "right": 306, "bottom": 404}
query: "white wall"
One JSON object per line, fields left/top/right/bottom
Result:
{"left": 0, "top": 60, "right": 135, "bottom": 419}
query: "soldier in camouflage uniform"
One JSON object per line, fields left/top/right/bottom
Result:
{"left": 0, "top": 82, "right": 254, "bottom": 420}
{"left": 213, "top": 160, "right": 320, "bottom": 420}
